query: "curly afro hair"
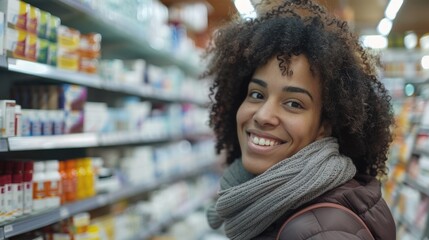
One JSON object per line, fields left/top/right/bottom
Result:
{"left": 203, "top": 0, "right": 394, "bottom": 178}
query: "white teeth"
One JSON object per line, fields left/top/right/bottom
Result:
{"left": 251, "top": 135, "right": 278, "bottom": 146}
{"left": 253, "top": 137, "right": 259, "bottom": 144}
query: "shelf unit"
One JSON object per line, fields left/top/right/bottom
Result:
{"left": 134, "top": 187, "right": 217, "bottom": 240}
{"left": 2, "top": 58, "right": 207, "bottom": 106}
{"left": 1, "top": 131, "right": 212, "bottom": 151}
{"left": 0, "top": 161, "right": 218, "bottom": 239}
{"left": 0, "top": 0, "right": 216, "bottom": 238}
{"left": 23, "top": 0, "right": 203, "bottom": 76}
{"left": 383, "top": 48, "right": 429, "bottom": 239}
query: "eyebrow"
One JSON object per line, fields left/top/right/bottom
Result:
{"left": 250, "top": 78, "right": 314, "bottom": 101}
{"left": 283, "top": 86, "right": 313, "bottom": 101}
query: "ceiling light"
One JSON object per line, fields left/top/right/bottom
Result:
{"left": 234, "top": 0, "right": 256, "bottom": 19}
{"left": 377, "top": 18, "right": 393, "bottom": 36}
{"left": 385, "top": 0, "right": 404, "bottom": 20}
{"left": 360, "top": 35, "right": 388, "bottom": 49}
{"left": 404, "top": 31, "right": 418, "bottom": 49}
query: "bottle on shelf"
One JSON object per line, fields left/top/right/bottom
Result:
{"left": 32, "top": 161, "right": 47, "bottom": 211}
{"left": 45, "top": 160, "right": 61, "bottom": 208}
{"left": 23, "top": 161, "right": 34, "bottom": 214}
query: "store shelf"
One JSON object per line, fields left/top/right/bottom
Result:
{"left": 403, "top": 177, "right": 429, "bottom": 197}
{"left": 98, "top": 131, "right": 170, "bottom": 146}
{"left": 5, "top": 58, "right": 207, "bottom": 106}
{"left": 381, "top": 49, "right": 429, "bottom": 63}
{"left": 24, "top": 0, "right": 203, "bottom": 77}
{"left": 397, "top": 217, "right": 424, "bottom": 239}
{"left": 136, "top": 187, "right": 218, "bottom": 240}
{"left": 2, "top": 208, "right": 63, "bottom": 238}
{"left": 7, "top": 58, "right": 103, "bottom": 88}
{"left": 0, "top": 161, "right": 218, "bottom": 238}
{"left": 7, "top": 131, "right": 213, "bottom": 151}
{"left": 8, "top": 133, "right": 99, "bottom": 151}
{"left": 414, "top": 148, "right": 429, "bottom": 157}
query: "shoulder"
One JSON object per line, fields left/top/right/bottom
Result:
{"left": 277, "top": 204, "right": 373, "bottom": 240}
{"left": 277, "top": 176, "right": 396, "bottom": 240}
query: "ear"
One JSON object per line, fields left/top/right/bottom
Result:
{"left": 317, "top": 121, "right": 332, "bottom": 139}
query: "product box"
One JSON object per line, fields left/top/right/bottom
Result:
{"left": 58, "top": 84, "right": 87, "bottom": 111}
{"left": 0, "top": 0, "right": 29, "bottom": 30}
{"left": 36, "top": 37, "right": 49, "bottom": 63}
{"left": 64, "top": 110, "right": 83, "bottom": 134}
{"left": 37, "top": 10, "right": 50, "bottom": 39}
{"left": 0, "top": 12, "right": 4, "bottom": 54}
{"left": 26, "top": 5, "right": 39, "bottom": 34}
{"left": 47, "top": 15, "right": 60, "bottom": 43}
{"left": 57, "top": 47, "right": 79, "bottom": 71}
{"left": 57, "top": 25, "right": 80, "bottom": 51}
{"left": 0, "top": 99, "right": 16, "bottom": 137}
{"left": 6, "top": 27, "right": 26, "bottom": 58}
{"left": 25, "top": 32, "right": 37, "bottom": 61}
{"left": 48, "top": 42, "right": 57, "bottom": 66}
{"left": 83, "top": 102, "right": 108, "bottom": 133}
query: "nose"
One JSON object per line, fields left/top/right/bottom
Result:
{"left": 253, "top": 100, "right": 280, "bottom": 127}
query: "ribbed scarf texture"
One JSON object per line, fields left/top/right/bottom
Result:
{"left": 206, "top": 137, "right": 356, "bottom": 239}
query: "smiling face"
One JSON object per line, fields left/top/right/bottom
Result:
{"left": 236, "top": 55, "right": 330, "bottom": 175}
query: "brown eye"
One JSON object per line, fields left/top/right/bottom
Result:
{"left": 286, "top": 101, "right": 303, "bottom": 109}
{"left": 249, "top": 91, "right": 264, "bottom": 99}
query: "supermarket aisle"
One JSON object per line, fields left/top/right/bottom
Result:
{"left": 0, "top": 0, "right": 428, "bottom": 239}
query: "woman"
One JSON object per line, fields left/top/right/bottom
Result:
{"left": 204, "top": 0, "right": 396, "bottom": 239}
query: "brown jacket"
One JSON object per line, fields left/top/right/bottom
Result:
{"left": 254, "top": 175, "right": 396, "bottom": 239}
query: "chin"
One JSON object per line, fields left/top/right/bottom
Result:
{"left": 242, "top": 157, "right": 267, "bottom": 175}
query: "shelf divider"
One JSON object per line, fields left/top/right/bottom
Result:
{"left": 7, "top": 59, "right": 103, "bottom": 88}
{"left": 8, "top": 133, "right": 99, "bottom": 151}
{"left": 5, "top": 58, "right": 207, "bottom": 106}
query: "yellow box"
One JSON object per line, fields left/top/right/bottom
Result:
{"left": 58, "top": 48, "right": 79, "bottom": 71}
{"left": 25, "top": 33, "right": 37, "bottom": 61}
{"left": 26, "top": 5, "right": 40, "bottom": 34}
{"left": 58, "top": 25, "right": 80, "bottom": 51}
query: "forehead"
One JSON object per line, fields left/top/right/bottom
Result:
{"left": 253, "top": 55, "right": 321, "bottom": 87}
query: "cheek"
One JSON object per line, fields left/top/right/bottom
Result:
{"left": 236, "top": 103, "right": 250, "bottom": 126}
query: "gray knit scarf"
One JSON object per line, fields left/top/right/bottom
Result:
{"left": 206, "top": 137, "right": 356, "bottom": 239}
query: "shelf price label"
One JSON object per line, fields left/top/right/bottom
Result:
{"left": 3, "top": 225, "right": 13, "bottom": 234}
{"left": 97, "top": 195, "right": 108, "bottom": 206}
{"left": 60, "top": 207, "right": 70, "bottom": 219}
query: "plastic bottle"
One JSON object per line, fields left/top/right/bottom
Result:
{"left": 11, "top": 161, "right": 24, "bottom": 217}
{"left": 45, "top": 160, "right": 61, "bottom": 208}
{"left": 76, "top": 159, "right": 87, "bottom": 200}
{"left": 11, "top": 172, "right": 23, "bottom": 217}
{"left": 23, "top": 161, "right": 34, "bottom": 214}
{"left": 15, "top": 104, "right": 22, "bottom": 137}
{"left": 64, "top": 160, "right": 77, "bottom": 203}
{"left": 32, "top": 161, "right": 47, "bottom": 211}
{"left": 3, "top": 175, "right": 14, "bottom": 220}
{"left": 83, "top": 158, "right": 95, "bottom": 198}
{"left": 0, "top": 175, "right": 5, "bottom": 222}
{"left": 59, "top": 161, "right": 67, "bottom": 204}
